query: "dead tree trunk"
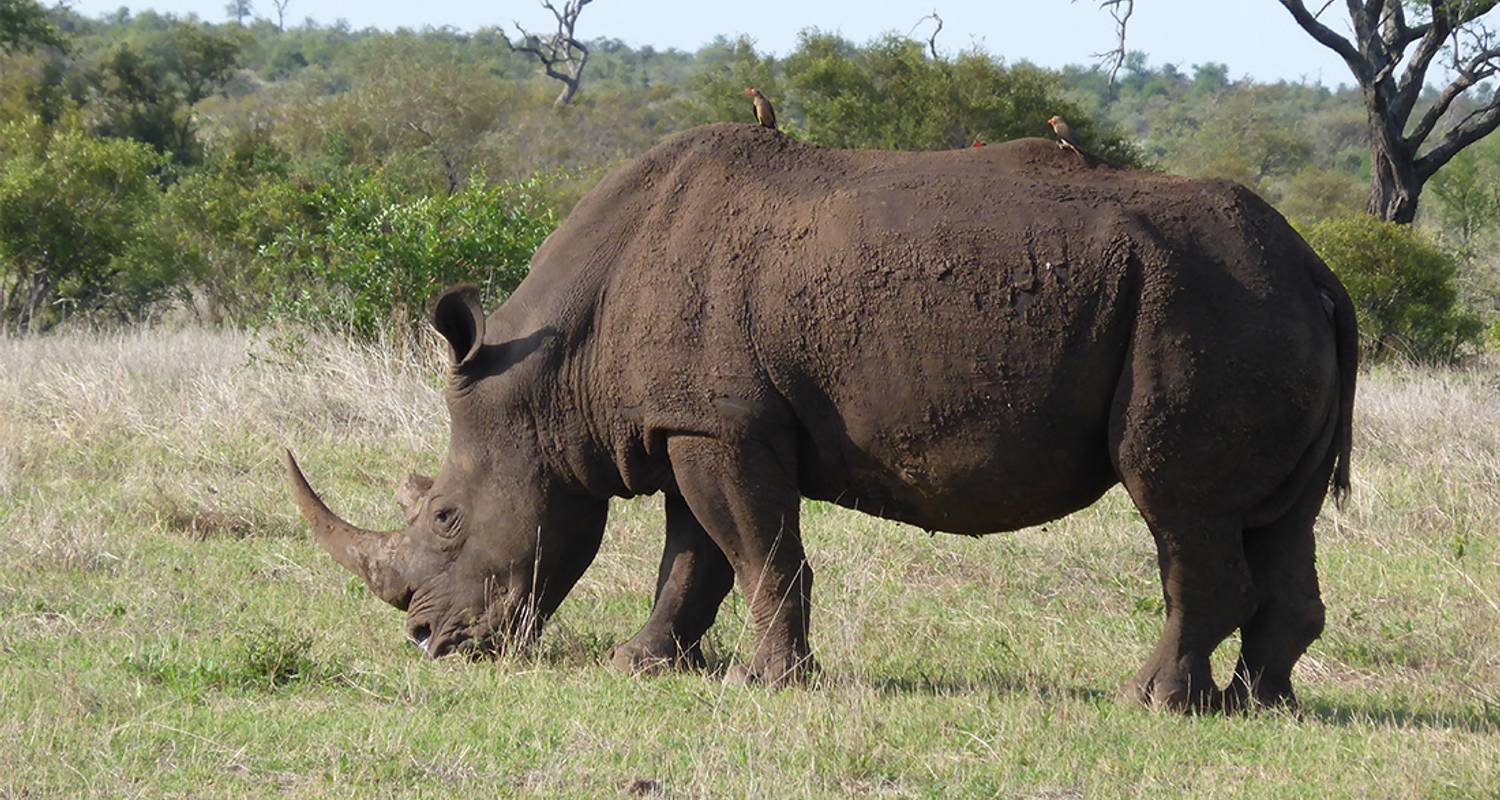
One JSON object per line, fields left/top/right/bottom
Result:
{"left": 272, "top": 0, "right": 291, "bottom": 32}
{"left": 506, "top": 0, "right": 594, "bottom": 108}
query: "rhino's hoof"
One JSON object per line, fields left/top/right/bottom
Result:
{"left": 609, "top": 646, "right": 670, "bottom": 676}
{"left": 1221, "top": 675, "right": 1300, "bottom": 716}
{"left": 608, "top": 638, "right": 705, "bottom": 676}
{"left": 723, "top": 664, "right": 756, "bottom": 687}
{"left": 1118, "top": 673, "right": 1220, "bottom": 713}
{"left": 723, "top": 654, "right": 817, "bottom": 689}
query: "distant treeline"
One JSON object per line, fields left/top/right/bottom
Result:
{"left": 1, "top": 5, "right": 1495, "bottom": 358}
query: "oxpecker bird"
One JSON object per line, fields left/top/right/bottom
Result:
{"left": 1046, "top": 115, "right": 1084, "bottom": 156}
{"left": 744, "top": 87, "right": 777, "bottom": 130}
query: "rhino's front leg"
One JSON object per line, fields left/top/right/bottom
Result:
{"left": 664, "top": 434, "right": 815, "bottom": 687}
{"left": 609, "top": 493, "right": 734, "bottom": 674}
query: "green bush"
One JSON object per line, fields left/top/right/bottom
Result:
{"left": 680, "top": 31, "right": 1141, "bottom": 164}
{"left": 0, "top": 117, "right": 173, "bottom": 332}
{"left": 156, "top": 132, "right": 303, "bottom": 324}
{"left": 264, "top": 170, "right": 557, "bottom": 338}
{"left": 1303, "top": 215, "right": 1484, "bottom": 363}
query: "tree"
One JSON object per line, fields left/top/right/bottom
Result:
{"left": 225, "top": 0, "right": 253, "bottom": 25}
{"left": 271, "top": 0, "right": 290, "bottom": 32}
{"left": 1073, "top": 0, "right": 1135, "bottom": 86}
{"left": 771, "top": 31, "right": 1141, "bottom": 162}
{"left": 166, "top": 22, "right": 243, "bottom": 104}
{"left": 0, "top": 0, "right": 62, "bottom": 54}
{"left": 1277, "top": 1, "right": 1500, "bottom": 223}
{"left": 1426, "top": 129, "right": 1500, "bottom": 259}
{"left": 1170, "top": 89, "right": 1315, "bottom": 195}
{"left": 89, "top": 44, "right": 198, "bottom": 161}
{"left": 675, "top": 35, "right": 781, "bottom": 126}
{"left": 506, "top": 0, "right": 594, "bottom": 107}
{"left": 292, "top": 41, "right": 522, "bottom": 195}
{"left": 0, "top": 120, "right": 170, "bottom": 331}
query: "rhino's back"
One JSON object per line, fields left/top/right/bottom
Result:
{"left": 523, "top": 125, "right": 1328, "bottom": 533}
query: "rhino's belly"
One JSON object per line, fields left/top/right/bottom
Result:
{"left": 796, "top": 405, "right": 1120, "bottom": 535}
{"left": 785, "top": 332, "right": 1127, "bottom": 535}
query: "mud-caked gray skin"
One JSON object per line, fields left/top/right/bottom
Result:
{"left": 288, "top": 122, "right": 1357, "bottom": 712}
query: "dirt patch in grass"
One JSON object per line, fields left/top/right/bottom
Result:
{"left": 150, "top": 487, "right": 287, "bottom": 540}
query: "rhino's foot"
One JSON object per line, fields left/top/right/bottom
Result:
{"left": 1222, "top": 665, "right": 1299, "bottom": 715}
{"left": 1119, "top": 660, "right": 1221, "bottom": 713}
{"left": 608, "top": 634, "right": 706, "bottom": 676}
{"left": 724, "top": 651, "right": 818, "bottom": 689}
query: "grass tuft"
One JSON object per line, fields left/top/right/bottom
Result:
{"left": 121, "top": 625, "right": 326, "bottom": 694}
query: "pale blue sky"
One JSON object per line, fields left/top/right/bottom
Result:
{"left": 67, "top": 0, "right": 1360, "bottom": 87}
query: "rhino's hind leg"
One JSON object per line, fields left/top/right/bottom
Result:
{"left": 609, "top": 493, "right": 734, "bottom": 674}
{"left": 666, "top": 434, "right": 815, "bottom": 687}
{"left": 1228, "top": 475, "right": 1329, "bottom": 711}
{"left": 1122, "top": 513, "right": 1258, "bottom": 712}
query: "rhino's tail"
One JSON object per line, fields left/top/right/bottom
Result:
{"left": 1323, "top": 279, "right": 1358, "bottom": 508}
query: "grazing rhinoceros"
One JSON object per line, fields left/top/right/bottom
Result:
{"left": 287, "top": 123, "right": 1356, "bottom": 711}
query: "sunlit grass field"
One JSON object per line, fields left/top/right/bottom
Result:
{"left": 2, "top": 328, "right": 1497, "bottom": 798}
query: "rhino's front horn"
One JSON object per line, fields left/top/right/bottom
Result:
{"left": 284, "top": 450, "right": 412, "bottom": 609}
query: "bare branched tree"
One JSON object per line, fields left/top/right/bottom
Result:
{"left": 505, "top": 0, "right": 595, "bottom": 107}
{"left": 1278, "top": 0, "right": 1500, "bottom": 222}
{"left": 1074, "top": 0, "right": 1135, "bottom": 86}
{"left": 271, "top": 0, "right": 291, "bottom": 32}
{"left": 1087, "top": 0, "right": 1500, "bottom": 223}
{"left": 910, "top": 10, "right": 943, "bottom": 60}
{"left": 406, "top": 121, "right": 460, "bottom": 196}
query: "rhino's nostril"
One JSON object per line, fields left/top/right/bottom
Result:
{"left": 408, "top": 624, "right": 431, "bottom": 654}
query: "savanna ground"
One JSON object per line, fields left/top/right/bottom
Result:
{"left": 1, "top": 328, "right": 1497, "bottom": 799}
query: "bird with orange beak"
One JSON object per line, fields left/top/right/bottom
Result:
{"left": 744, "top": 87, "right": 777, "bottom": 130}
{"left": 1047, "top": 115, "right": 1083, "bottom": 156}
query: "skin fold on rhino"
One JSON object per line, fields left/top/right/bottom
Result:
{"left": 287, "top": 123, "right": 1357, "bottom": 712}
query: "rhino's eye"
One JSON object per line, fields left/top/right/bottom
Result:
{"left": 433, "top": 507, "right": 461, "bottom": 536}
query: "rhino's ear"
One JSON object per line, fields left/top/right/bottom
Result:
{"left": 396, "top": 473, "right": 434, "bottom": 526}
{"left": 432, "top": 284, "right": 486, "bottom": 367}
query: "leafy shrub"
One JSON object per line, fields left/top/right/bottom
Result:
{"left": 681, "top": 31, "right": 1141, "bottom": 164}
{"left": 235, "top": 625, "right": 318, "bottom": 689}
{"left": 0, "top": 117, "right": 173, "bottom": 332}
{"left": 1303, "top": 215, "right": 1484, "bottom": 363}
{"left": 264, "top": 171, "right": 557, "bottom": 338}
{"left": 156, "top": 130, "right": 302, "bottom": 324}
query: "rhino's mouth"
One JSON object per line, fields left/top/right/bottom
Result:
{"left": 406, "top": 595, "right": 542, "bottom": 660}
{"left": 405, "top": 591, "right": 473, "bottom": 659}
{"left": 406, "top": 618, "right": 476, "bottom": 659}
{"left": 408, "top": 624, "right": 432, "bottom": 655}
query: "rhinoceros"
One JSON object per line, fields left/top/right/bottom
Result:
{"left": 286, "top": 123, "right": 1356, "bottom": 711}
